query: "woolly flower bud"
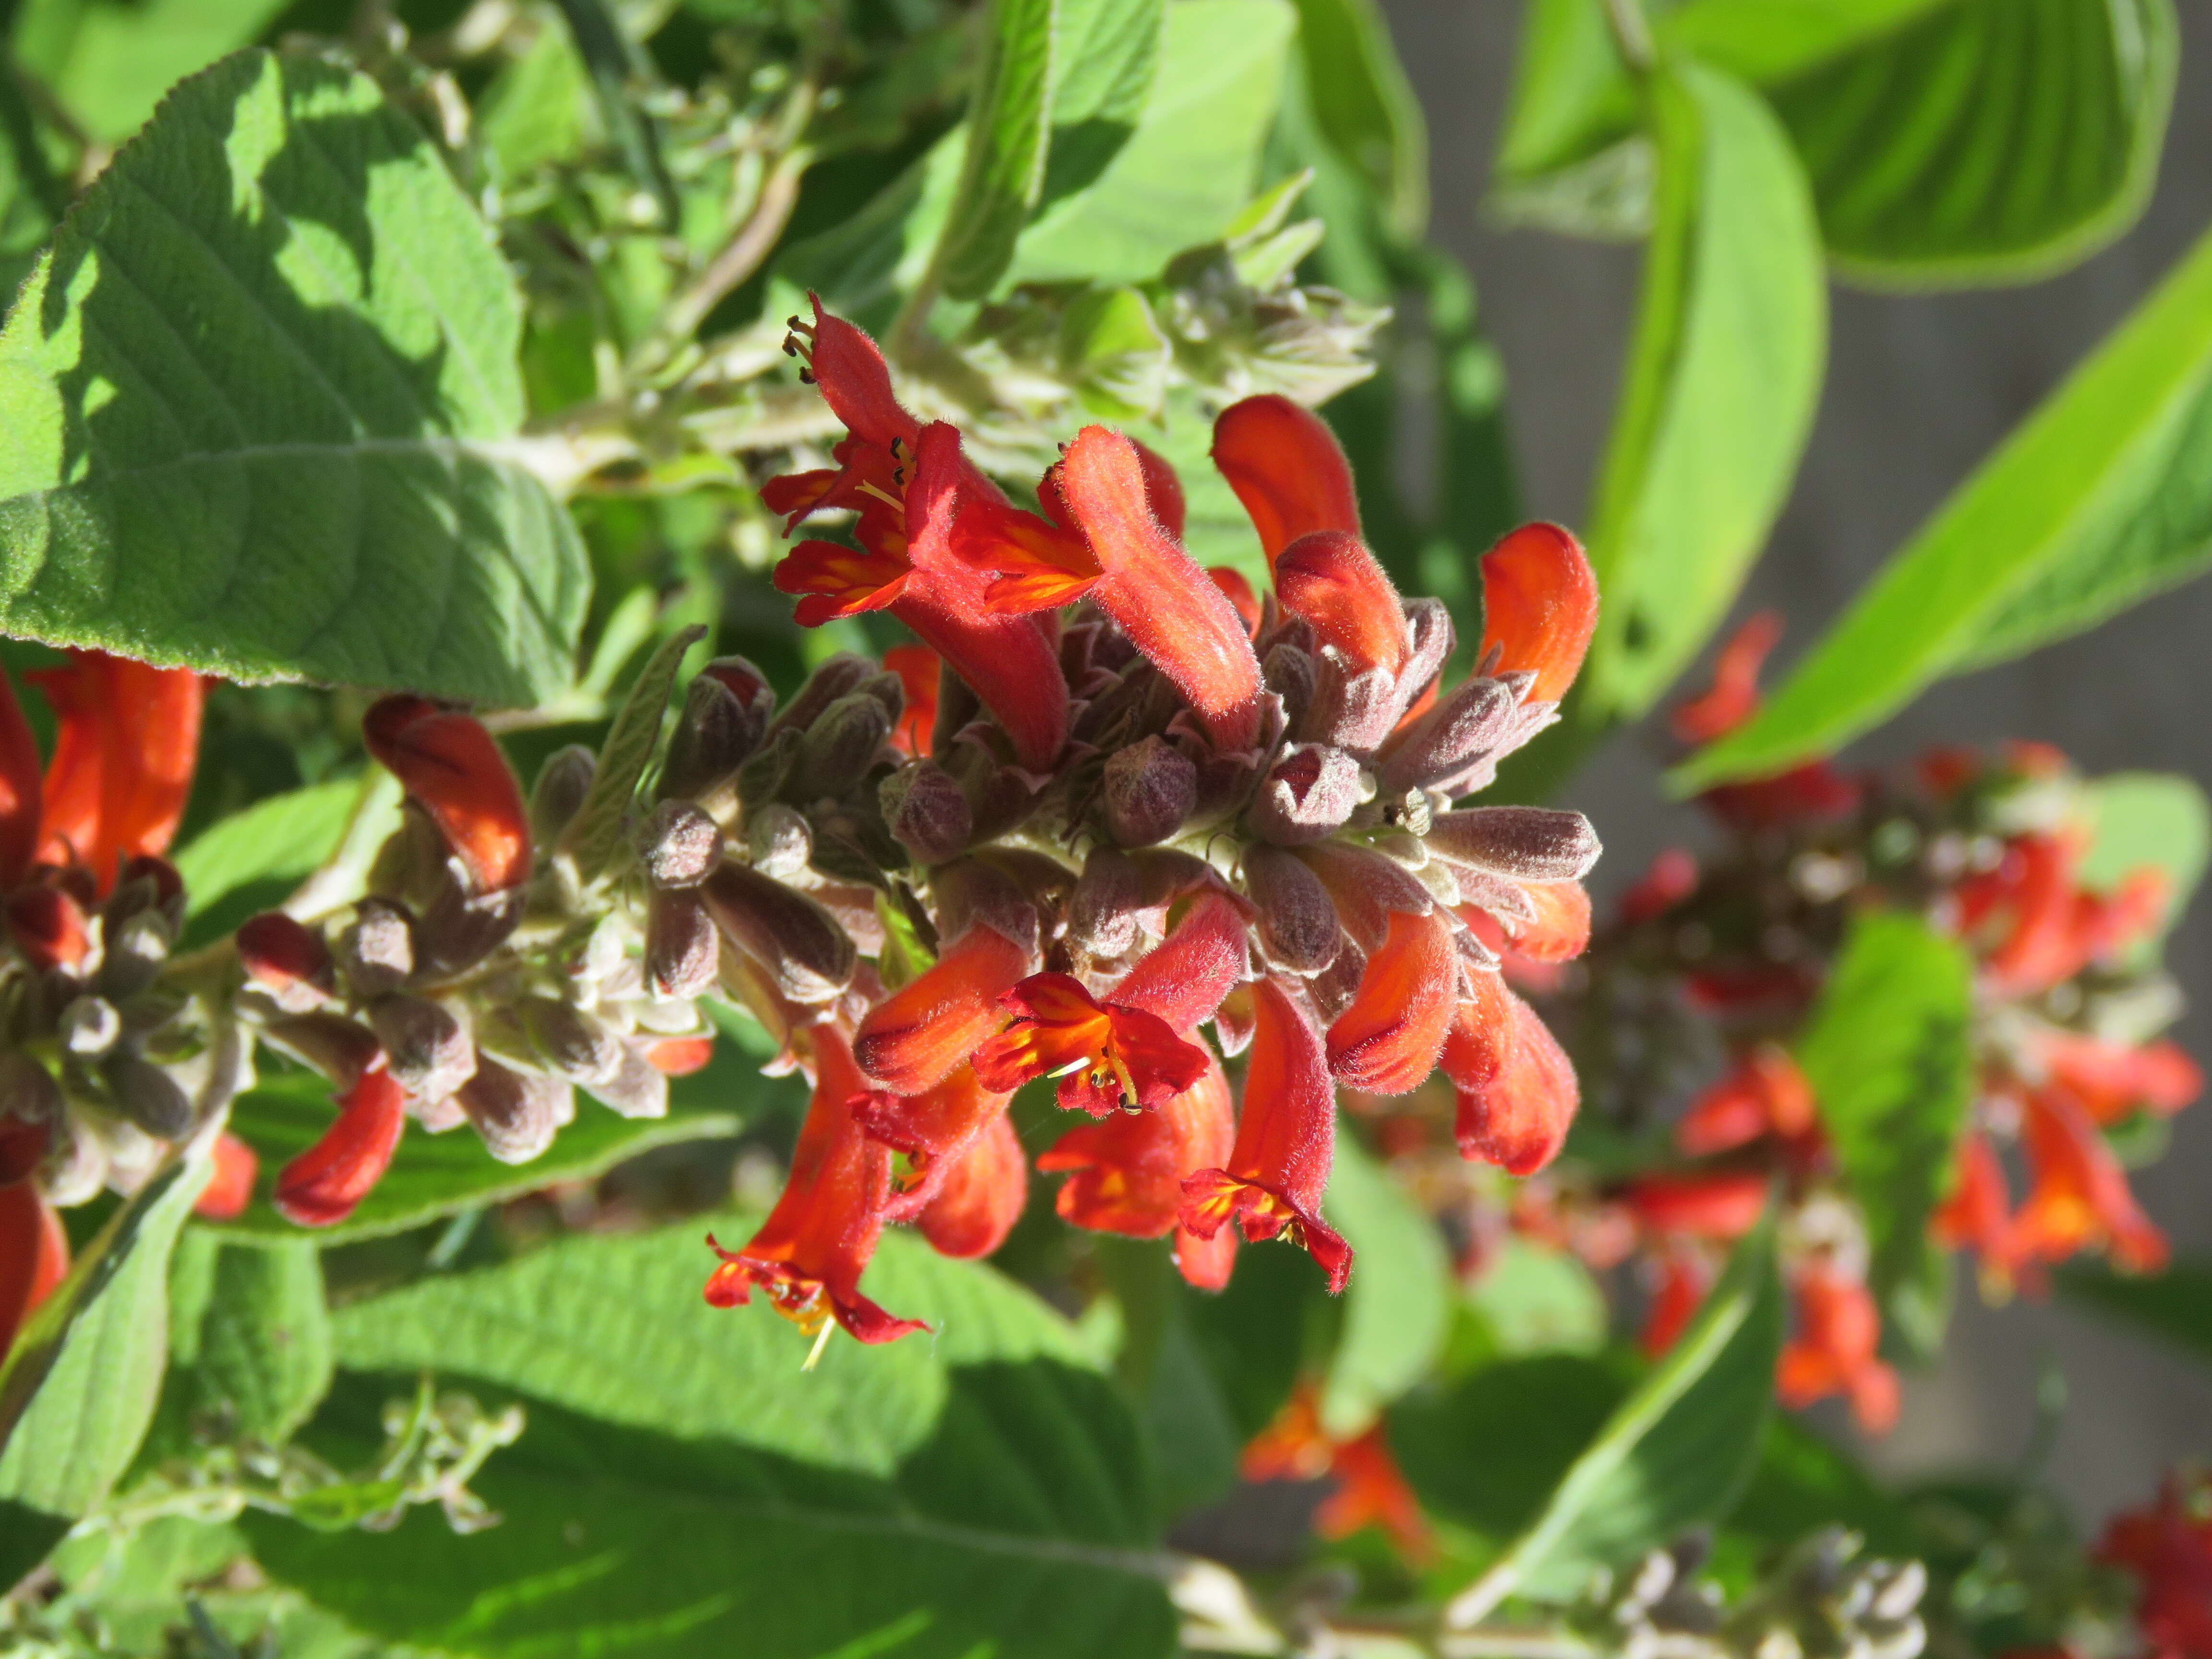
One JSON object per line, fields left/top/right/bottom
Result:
{"left": 661, "top": 665, "right": 770, "bottom": 805}
{"left": 369, "top": 996, "right": 477, "bottom": 1104}
{"left": 530, "top": 745, "right": 598, "bottom": 842}
{"left": 647, "top": 889, "right": 720, "bottom": 1000}
{"left": 336, "top": 900, "right": 415, "bottom": 998}
{"left": 1243, "top": 845, "right": 1342, "bottom": 972}
{"left": 880, "top": 761, "right": 973, "bottom": 866}
{"left": 787, "top": 691, "right": 895, "bottom": 803}
{"left": 1103, "top": 736, "right": 1198, "bottom": 848}
{"left": 701, "top": 865, "right": 858, "bottom": 1004}
{"left": 1247, "top": 745, "right": 1363, "bottom": 846}
{"left": 239, "top": 911, "right": 335, "bottom": 1011}
{"left": 456, "top": 1055, "right": 564, "bottom": 1165}
{"left": 637, "top": 799, "right": 723, "bottom": 889}
{"left": 1426, "top": 806, "right": 1602, "bottom": 883}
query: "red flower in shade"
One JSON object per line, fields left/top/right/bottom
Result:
{"left": 764, "top": 302, "right": 1069, "bottom": 772}
{"left": 1673, "top": 611, "right": 1783, "bottom": 745}
{"left": 1623, "top": 847, "right": 1699, "bottom": 925}
{"left": 1676, "top": 1046, "right": 1818, "bottom": 1158}
{"left": 1478, "top": 523, "right": 1599, "bottom": 704}
{"left": 1776, "top": 1262, "right": 1900, "bottom": 1435}
{"left": 1040, "top": 1049, "right": 1237, "bottom": 1289}
{"left": 854, "top": 923, "right": 1032, "bottom": 1095}
{"left": 1326, "top": 909, "right": 1458, "bottom": 1095}
{"left": 911, "top": 1110, "right": 1027, "bottom": 1260}
{"left": 1442, "top": 970, "right": 1579, "bottom": 1176}
{"left": 1210, "top": 395, "right": 1362, "bottom": 573}
{"left": 361, "top": 697, "right": 531, "bottom": 893}
{"left": 705, "top": 1023, "right": 924, "bottom": 1346}
{"left": 275, "top": 1066, "right": 409, "bottom": 1228}
{"left": 883, "top": 643, "right": 941, "bottom": 758}
{"left": 193, "top": 1132, "right": 261, "bottom": 1221}
{"left": 2098, "top": 1471, "right": 2212, "bottom": 1659}
{"left": 1668, "top": 613, "right": 1860, "bottom": 831}
{"left": 1181, "top": 977, "right": 1353, "bottom": 1293}
{"left": 1624, "top": 1169, "right": 1772, "bottom": 1241}
{"left": 2009, "top": 1086, "right": 2168, "bottom": 1274}
{"left": 1933, "top": 1129, "right": 2015, "bottom": 1293}
{"left": 0, "top": 1178, "right": 69, "bottom": 1356}
{"left": 24, "top": 651, "right": 204, "bottom": 894}
{"left": 1241, "top": 1383, "right": 1432, "bottom": 1562}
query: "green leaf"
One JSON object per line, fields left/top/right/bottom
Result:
{"left": 2059, "top": 1258, "right": 2212, "bottom": 1367}
{"left": 10, "top": 0, "right": 292, "bottom": 144}
{"left": 558, "top": 623, "right": 704, "bottom": 880}
{"left": 1794, "top": 910, "right": 1975, "bottom": 1359}
{"left": 0, "top": 50, "right": 591, "bottom": 709}
{"left": 0, "top": 1138, "right": 215, "bottom": 1541}
{"left": 165, "top": 1233, "right": 335, "bottom": 1443}
{"left": 1481, "top": 1213, "right": 1783, "bottom": 1603}
{"left": 2081, "top": 773, "right": 2210, "bottom": 946}
{"left": 172, "top": 776, "right": 395, "bottom": 950}
{"left": 1285, "top": 0, "right": 1427, "bottom": 238}
{"left": 201, "top": 1055, "right": 759, "bottom": 1245}
{"left": 934, "top": 0, "right": 1061, "bottom": 301}
{"left": 1320, "top": 1130, "right": 1450, "bottom": 1435}
{"left": 250, "top": 1220, "right": 1176, "bottom": 1659}
{"left": 1771, "top": 0, "right": 2176, "bottom": 287}
{"left": 1676, "top": 223, "right": 2212, "bottom": 791}
{"left": 1008, "top": 0, "right": 1295, "bottom": 287}
{"left": 1579, "top": 61, "right": 1826, "bottom": 729}
{"left": 1038, "top": 0, "right": 1166, "bottom": 207}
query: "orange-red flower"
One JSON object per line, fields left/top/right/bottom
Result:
{"left": 1241, "top": 1383, "right": 1432, "bottom": 1561}
{"left": 705, "top": 1024, "right": 924, "bottom": 1345}
{"left": 1274, "top": 530, "right": 1407, "bottom": 674}
{"left": 1442, "top": 970, "right": 1579, "bottom": 1176}
{"left": 855, "top": 1062, "right": 1013, "bottom": 1216}
{"left": 1777, "top": 1262, "right": 1900, "bottom": 1435}
{"left": 0, "top": 1178, "right": 69, "bottom": 1357}
{"left": 1326, "top": 908, "right": 1457, "bottom": 1095}
{"left": 974, "top": 973, "right": 1209, "bottom": 1116}
{"left": 854, "top": 923, "right": 1031, "bottom": 1095}
{"left": 1640, "top": 1245, "right": 1712, "bottom": 1358}
{"left": 1181, "top": 977, "right": 1352, "bottom": 1292}
{"left": 1478, "top": 523, "right": 1599, "bottom": 704}
{"left": 1933, "top": 1128, "right": 2015, "bottom": 1292}
{"left": 275, "top": 1066, "right": 409, "bottom": 1228}
{"left": 911, "top": 1110, "right": 1027, "bottom": 1260}
{"left": 361, "top": 696, "right": 531, "bottom": 893}
{"left": 1210, "top": 395, "right": 1362, "bottom": 573}
{"left": 1673, "top": 611, "right": 1783, "bottom": 745}
{"left": 1676, "top": 1046, "right": 1818, "bottom": 1157}
{"left": 1624, "top": 1169, "right": 1771, "bottom": 1241}
{"left": 25, "top": 651, "right": 204, "bottom": 894}
{"left": 2009, "top": 1086, "right": 2168, "bottom": 1274}
{"left": 2034, "top": 1030, "right": 2203, "bottom": 1125}
{"left": 2098, "top": 1471, "right": 2212, "bottom": 1659}
{"left": 883, "top": 643, "right": 941, "bottom": 758}
{"left": 193, "top": 1132, "right": 261, "bottom": 1221}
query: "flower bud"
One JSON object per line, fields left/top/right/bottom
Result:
{"left": 275, "top": 1068, "right": 408, "bottom": 1227}
{"left": 515, "top": 996, "right": 624, "bottom": 1085}
{"left": 368, "top": 995, "right": 478, "bottom": 1103}
{"left": 786, "top": 691, "right": 894, "bottom": 803}
{"left": 0, "top": 1058, "right": 58, "bottom": 1186}
{"left": 745, "top": 802, "right": 813, "bottom": 878}
{"left": 1426, "top": 806, "right": 1602, "bottom": 883}
{"left": 411, "top": 872, "right": 525, "bottom": 981}
{"left": 1069, "top": 846, "right": 1143, "bottom": 959}
{"left": 1103, "top": 736, "right": 1198, "bottom": 848}
{"left": 1246, "top": 745, "right": 1363, "bottom": 846}
{"left": 238, "top": 911, "right": 335, "bottom": 1010}
{"left": 637, "top": 799, "right": 722, "bottom": 889}
{"left": 701, "top": 864, "right": 858, "bottom": 1004}
{"left": 99, "top": 907, "right": 172, "bottom": 999}
{"left": 1374, "top": 675, "right": 1525, "bottom": 797}
{"left": 880, "top": 761, "right": 972, "bottom": 865}
{"left": 767, "top": 653, "right": 875, "bottom": 741}
{"left": 647, "top": 888, "right": 720, "bottom": 999}
{"left": 59, "top": 994, "right": 121, "bottom": 1057}
{"left": 1243, "top": 845, "right": 1343, "bottom": 972}
{"left": 335, "top": 899, "right": 415, "bottom": 997}
{"left": 263, "top": 1012, "right": 382, "bottom": 1089}
{"left": 456, "top": 1055, "right": 564, "bottom": 1164}
{"left": 529, "top": 744, "right": 598, "bottom": 841}
{"left": 583, "top": 1043, "right": 669, "bottom": 1120}
{"left": 105, "top": 1050, "right": 193, "bottom": 1138}
{"left": 1262, "top": 643, "right": 1315, "bottom": 735}
{"left": 661, "top": 666, "right": 770, "bottom": 804}
{"left": 110, "top": 856, "right": 185, "bottom": 929}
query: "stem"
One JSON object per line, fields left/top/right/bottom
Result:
{"left": 1600, "top": 0, "right": 1657, "bottom": 73}
{"left": 660, "top": 138, "right": 814, "bottom": 344}
{"left": 284, "top": 770, "right": 406, "bottom": 922}
{"left": 1443, "top": 1558, "right": 1522, "bottom": 1633}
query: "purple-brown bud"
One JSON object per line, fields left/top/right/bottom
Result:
{"left": 1069, "top": 846, "right": 1144, "bottom": 959}
{"left": 1243, "top": 845, "right": 1344, "bottom": 972}
{"left": 661, "top": 659, "right": 773, "bottom": 803}
{"left": 530, "top": 744, "right": 597, "bottom": 841}
{"left": 515, "top": 996, "right": 624, "bottom": 1085}
{"left": 335, "top": 900, "right": 415, "bottom": 998}
{"left": 584, "top": 1043, "right": 669, "bottom": 1120}
{"left": 105, "top": 1051, "right": 193, "bottom": 1138}
{"left": 455, "top": 1054, "right": 565, "bottom": 1164}
{"left": 637, "top": 799, "right": 723, "bottom": 889}
{"left": 263, "top": 1012, "right": 383, "bottom": 1089}
{"left": 881, "top": 761, "right": 973, "bottom": 865}
{"left": 647, "top": 888, "right": 720, "bottom": 999}
{"left": 787, "top": 692, "right": 894, "bottom": 803}
{"left": 1246, "top": 745, "right": 1363, "bottom": 846}
{"left": 239, "top": 912, "right": 335, "bottom": 1011}
{"left": 368, "top": 995, "right": 477, "bottom": 1103}
{"left": 700, "top": 864, "right": 858, "bottom": 1003}
{"left": 1103, "top": 736, "right": 1198, "bottom": 848}
{"left": 1426, "top": 806, "right": 1601, "bottom": 882}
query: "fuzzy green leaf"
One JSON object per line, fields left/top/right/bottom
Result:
{"left": 558, "top": 624, "right": 704, "bottom": 880}
{"left": 935, "top": 0, "right": 1061, "bottom": 300}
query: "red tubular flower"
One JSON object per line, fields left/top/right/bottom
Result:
{"left": 1211, "top": 395, "right": 1362, "bottom": 571}
{"left": 912, "top": 1110, "right": 1027, "bottom": 1259}
{"left": 2097, "top": 1472, "right": 2212, "bottom": 1659}
{"left": 974, "top": 973, "right": 1209, "bottom": 1117}
{"left": 854, "top": 924, "right": 1031, "bottom": 1094}
{"left": 1624, "top": 1170, "right": 1771, "bottom": 1240}
{"left": 1641, "top": 1246, "right": 1712, "bottom": 1358}
{"left": 361, "top": 697, "right": 531, "bottom": 893}
{"left": 883, "top": 643, "right": 941, "bottom": 757}
{"left": 704, "top": 1025, "right": 924, "bottom": 1344}
{"left": 1673, "top": 611, "right": 1784, "bottom": 745}
{"left": 2035, "top": 1031, "right": 2203, "bottom": 1123}
{"left": 1274, "top": 530, "right": 1407, "bottom": 674}
{"left": 1181, "top": 977, "right": 1352, "bottom": 1293}
{"left": 1110, "top": 892, "right": 1250, "bottom": 1030}
{"left": 1443, "top": 971, "right": 1579, "bottom": 1175}
{"left": 1777, "top": 1263, "right": 1900, "bottom": 1434}
{"left": 1623, "top": 847, "right": 1698, "bottom": 924}
{"left": 0, "top": 672, "right": 41, "bottom": 889}
{"left": 775, "top": 539, "right": 914, "bottom": 625}
{"left": 1981, "top": 832, "right": 2085, "bottom": 995}
{"left": 1240, "top": 1383, "right": 1432, "bottom": 1561}
{"left": 1210, "top": 566, "right": 1263, "bottom": 636}
{"left": 0, "top": 1178, "right": 69, "bottom": 1356}
{"left": 1054, "top": 426, "right": 1265, "bottom": 751}
{"left": 1041, "top": 1049, "right": 1235, "bottom": 1237}
{"left": 1475, "top": 880, "right": 1591, "bottom": 965}
{"left": 193, "top": 1132, "right": 261, "bottom": 1221}
{"left": 1326, "top": 909, "right": 1457, "bottom": 1095}
{"left": 1677, "top": 1046, "right": 1817, "bottom": 1157}
{"left": 854, "top": 1063, "right": 1012, "bottom": 1215}
{"left": 1933, "top": 1129, "right": 2015, "bottom": 1291}
{"left": 31, "top": 651, "right": 204, "bottom": 893}
{"left": 2010, "top": 1087, "right": 2168, "bottom": 1274}
{"left": 1478, "top": 524, "right": 1599, "bottom": 704}
{"left": 275, "top": 1067, "right": 409, "bottom": 1227}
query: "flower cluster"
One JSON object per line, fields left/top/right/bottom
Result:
{"left": 2098, "top": 1467, "right": 2212, "bottom": 1659}
{"left": 695, "top": 297, "right": 1603, "bottom": 1347}
{"left": 1520, "top": 616, "right": 2199, "bottom": 1432}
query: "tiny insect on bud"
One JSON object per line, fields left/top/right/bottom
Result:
{"left": 368, "top": 995, "right": 478, "bottom": 1103}
{"left": 529, "top": 744, "right": 598, "bottom": 842}
{"left": 786, "top": 691, "right": 895, "bottom": 804}
{"left": 1246, "top": 745, "right": 1364, "bottom": 846}
{"left": 701, "top": 864, "right": 858, "bottom": 1004}
{"left": 1243, "top": 845, "right": 1343, "bottom": 972}
{"left": 335, "top": 899, "right": 415, "bottom": 998}
{"left": 647, "top": 888, "right": 720, "bottom": 999}
{"left": 637, "top": 799, "right": 723, "bottom": 889}
{"left": 515, "top": 996, "right": 625, "bottom": 1085}
{"left": 880, "top": 761, "right": 973, "bottom": 865}
{"left": 456, "top": 1054, "right": 563, "bottom": 1165}
{"left": 238, "top": 912, "right": 335, "bottom": 1010}
{"left": 1103, "top": 736, "right": 1198, "bottom": 848}
{"left": 1426, "top": 806, "right": 1602, "bottom": 883}
{"left": 105, "top": 1050, "right": 193, "bottom": 1138}
{"left": 1068, "top": 846, "right": 1144, "bottom": 959}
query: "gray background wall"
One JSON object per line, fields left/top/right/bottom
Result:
{"left": 1378, "top": 0, "right": 2212, "bottom": 1527}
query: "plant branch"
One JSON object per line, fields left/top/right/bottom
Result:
{"left": 551, "top": 0, "right": 681, "bottom": 229}
{"left": 660, "top": 134, "right": 814, "bottom": 344}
